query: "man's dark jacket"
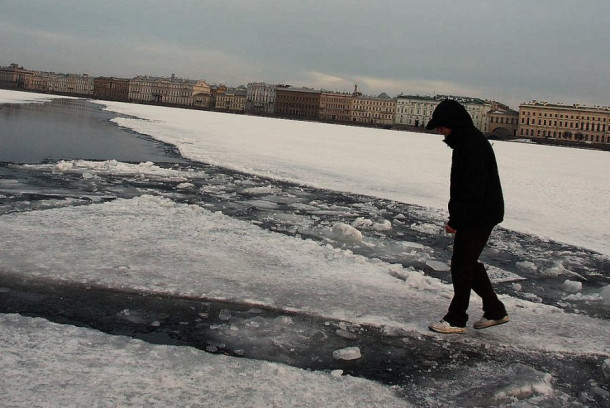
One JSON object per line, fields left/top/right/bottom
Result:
{"left": 429, "top": 100, "right": 504, "bottom": 230}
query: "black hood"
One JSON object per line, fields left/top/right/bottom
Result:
{"left": 425, "top": 99, "right": 474, "bottom": 130}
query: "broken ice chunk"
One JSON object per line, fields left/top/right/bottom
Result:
{"left": 426, "top": 260, "right": 451, "bottom": 272}
{"left": 331, "top": 223, "right": 363, "bottom": 244}
{"left": 218, "top": 309, "right": 232, "bottom": 321}
{"left": 333, "top": 346, "right": 361, "bottom": 361}
{"left": 562, "top": 280, "right": 582, "bottom": 294}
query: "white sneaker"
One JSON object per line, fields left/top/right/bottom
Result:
{"left": 429, "top": 319, "right": 467, "bottom": 334}
{"left": 473, "top": 315, "right": 509, "bottom": 330}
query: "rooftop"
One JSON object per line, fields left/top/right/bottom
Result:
{"left": 520, "top": 100, "right": 610, "bottom": 111}
{"left": 278, "top": 87, "right": 322, "bottom": 94}
{"left": 397, "top": 94, "right": 488, "bottom": 104}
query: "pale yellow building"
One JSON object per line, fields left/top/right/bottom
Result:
{"left": 129, "top": 75, "right": 210, "bottom": 106}
{"left": 518, "top": 101, "right": 610, "bottom": 144}
{"left": 487, "top": 103, "right": 519, "bottom": 138}
{"left": 215, "top": 88, "right": 247, "bottom": 112}
{"left": 350, "top": 95, "right": 396, "bottom": 126}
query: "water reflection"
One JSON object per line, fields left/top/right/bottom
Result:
{"left": 0, "top": 98, "right": 185, "bottom": 164}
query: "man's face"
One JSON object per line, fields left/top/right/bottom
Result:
{"left": 436, "top": 126, "right": 452, "bottom": 137}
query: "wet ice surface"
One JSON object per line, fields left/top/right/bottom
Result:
{"left": 1, "top": 159, "right": 609, "bottom": 407}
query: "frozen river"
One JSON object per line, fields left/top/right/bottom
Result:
{"left": 1, "top": 94, "right": 609, "bottom": 407}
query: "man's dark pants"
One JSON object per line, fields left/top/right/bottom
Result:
{"left": 443, "top": 226, "right": 507, "bottom": 327}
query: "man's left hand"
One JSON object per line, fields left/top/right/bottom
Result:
{"left": 445, "top": 223, "right": 457, "bottom": 234}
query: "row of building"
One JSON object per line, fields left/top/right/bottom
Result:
{"left": 1, "top": 63, "right": 608, "bottom": 146}
{"left": 0, "top": 63, "right": 517, "bottom": 135}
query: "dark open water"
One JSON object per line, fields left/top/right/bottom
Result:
{"left": 0, "top": 98, "right": 185, "bottom": 164}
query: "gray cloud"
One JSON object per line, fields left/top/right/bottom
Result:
{"left": 2, "top": 0, "right": 609, "bottom": 109}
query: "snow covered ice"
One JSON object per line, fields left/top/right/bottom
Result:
{"left": 1, "top": 90, "right": 609, "bottom": 407}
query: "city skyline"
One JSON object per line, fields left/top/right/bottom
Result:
{"left": 2, "top": 0, "right": 609, "bottom": 110}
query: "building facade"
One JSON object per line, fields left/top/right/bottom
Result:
{"left": 395, "top": 95, "right": 437, "bottom": 128}
{"left": 47, "top": 73, "right": 94, "bottom": 96}
{"left": 395, "top": 95, "right": 492, "bottom": 132}
{"left": 350, "top": 95, "right": 396, "bottom": 125}
{"left": 460, "top": 97, "right": 492, "bottom": 133}
{"left": 26, "top": 72, "right": 50, "bottom": 93}
{"left": 129, "top": 76, "right": 210, "bottom": 107}
{"left": 215, "top": 87, "right": 247, "bottom": 112}
{"left": 94, "top": 77, "right": 130, "bottom": 101}
{"left": 487, "top": 106, "right": 519, "bottom": 138}
{"left": 191, "top": 80, "right": 212, "bottom": 108}
{"left": 0, "top": 64, "right": 33, "bottom": 89}
{"left": 193, "top": 93, "right": 214, "bottom": 109}
{"left": 14, "top": 63, "right": 610, "bottom": 148}
{"left": 129, "top": 76, "right": 163, "bottom": 103}
{"left": 319, "top": 92, "right": 352, "bottom": 122}
{"left": 246, "top": 82, "right": 277, "bottom": 114}
{"left": 518, "top": 101, "right": 610, "bottom": 144}
{"left": 274, "top": 87, "right": 321, "bottom": 119}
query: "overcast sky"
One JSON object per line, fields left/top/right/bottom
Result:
{"left": 2, "top": 0, "right": 609, "bottom": 109}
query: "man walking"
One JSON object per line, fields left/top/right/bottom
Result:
{"left": 426, "top": 99, "right": 509, "bottom": 334}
